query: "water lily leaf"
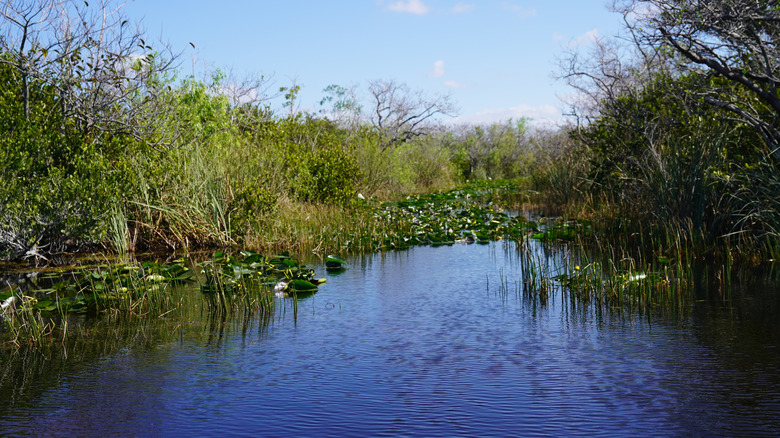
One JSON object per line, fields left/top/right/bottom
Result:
{"left": 326, "top": 255, "right": 347, "bottom": 265}
{"left": 288, "top": 279, "right": 318, "bottom": 291}
{"left": 242, "top": 252, "right": 263, "bottom": 264}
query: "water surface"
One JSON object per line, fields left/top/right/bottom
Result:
{"left": 1, "top": 242, "right": 779, "bottom": 436}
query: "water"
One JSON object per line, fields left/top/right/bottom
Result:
{"left": 1, "top": 242, "right": 779, "bottom": 436}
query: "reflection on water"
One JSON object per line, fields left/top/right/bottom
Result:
{"left": 1, "top": 242, "right": 779, "bottom": 437}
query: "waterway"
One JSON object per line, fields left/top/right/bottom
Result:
{"left": 1, "top": 241, "right": 779, "bottom": 436}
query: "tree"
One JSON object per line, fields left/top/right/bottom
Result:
{"left": 0, "top": 0, "right": 181, "bottom": 261}
{"left": 449, "top": 119, "right": 530, "bottom": 179}
{"left": 557, "top": 36, "right": 649, "bottom": 124}
{"left": 219, "top": 68, "right": 276, "bottom": 127}
{"left": 319, "top": 83, "right": 362, "bottom": 128}
{"left": 0, "top": 0, "right": 178, "bottom": 147}
{"left": 367, "top": 78, "right": 457, "bottom": 150}
{"left": 618, "top": 0, "right": 780, "bottom": 161}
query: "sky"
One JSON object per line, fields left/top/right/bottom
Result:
{"left": 124, "top": 0, "right": 626, "bottom": 127}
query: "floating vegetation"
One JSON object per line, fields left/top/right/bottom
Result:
{"left": 552, "top": 261, "right": 687, "bottom": 306}
{"left": 199, "top": 250, "right": 326, "bottom": 311}
{"left": 0, "top": 260, "right": 195, "bottom": 316}
{"left": 0, "top": 260, "right": 197, "bottom": 347}
{"left": 530, "top": 218, "right": 592, "bottom": 242}
{"left": 367, "top": 181, "right": 593, "bottom": 251}
{"left": 0, "top": 249, "right": 334, "bottom": 347}
{"left": 325, "top": 254, "right": 347, "bottom": 272}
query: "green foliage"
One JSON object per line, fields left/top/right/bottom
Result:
{"left": 199, "top": 250, "right": 325, "bottom": 306}
{"left": 291, "top": 145, "right": 362, "bottom": 205}
{"left": 230, "top": 183, "right": 279, "bottom": 237}
{"left": 563, "top": 68, "right": 780, "bottom": 242}
{"left": 444, "top": 119, "right": 532, "bottom": 180}
{"left": 0, "top": 58, "right": 137, "bottom": 258}
{"left": 399, "top": 136, "right": 459, "bottom": 190}
{"left": 173, "top": 73, "right": 237, "bottom": 146}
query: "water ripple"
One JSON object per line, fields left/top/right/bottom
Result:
{"left": 1, "top": 243, "right": 779, "bottom": 436}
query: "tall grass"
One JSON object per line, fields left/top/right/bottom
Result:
{"left": 0, "top": 260, "right": 197, "bottom": 348}
{"left": 117, "top": 112, "right": 463, "bottom": 256}
{"left": 530, "top": 131, "right": 592, "bottom": 214}
{"left": 244, "top": 197, "right": 387, "bottom": 256}
{"left": 108, "top": 206, "right": 130, "bottom": 256}
{"left": 530, "top": 125, "right": 779, "bottom": 264}
{"left": 512, "top": 233, "right": 697, "bottom": 311}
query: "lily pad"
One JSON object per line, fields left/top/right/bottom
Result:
{"left": 287, "top": 279, "right": 319, "bottom": 291}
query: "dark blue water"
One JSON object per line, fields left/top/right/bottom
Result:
{"left": 1, "top": 242, "right": 779, "bottom": 436}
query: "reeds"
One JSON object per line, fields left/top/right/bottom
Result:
{"left": 0, "top": 260, "right": 196, "bottom": 348}
{"left": 510, "top": 228, "right": 698, "bottom": 311}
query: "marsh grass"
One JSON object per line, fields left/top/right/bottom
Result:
{"left": 244, "top": 197, "right": 387, "bottom": 256}
{"left": 511, "top": 229, "right": 699, "bottom": 311}
{"left": 108, "top": 206, "right": 131, "bottom": 256}
{"left": 1, "top": 245, "right": 333, "bottom": 349}
{"left": 199, "top": 263, "right": 276, "bottom": 315}
{"left": 0, "top": 260, "right": 196, "bottom": 348}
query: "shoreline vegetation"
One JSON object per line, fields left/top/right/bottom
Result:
{"left": 2, "top": 1, "right": 779, "bottom": 347}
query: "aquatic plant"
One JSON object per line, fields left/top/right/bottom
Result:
{"left": 0, "top": 259, "right": 197, "bottom": 347}
{"left": 199, "top": 250, "right": 326, "bottom": 312}
{"left": 512, "top": 231, "right": 696, "bottom": 310}
{"left": 325, "top": 255, "right": 347, "bottom": 272}
{"left": 372, "top": 180, "right": 541, "bottom": 250}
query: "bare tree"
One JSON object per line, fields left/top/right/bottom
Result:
{"left": 220, "top": 69, "right": 276, "bottom": 108}
{"left": 368, "top": 79, "right": 458, "bottom": 150}
{"left": 0, "top": 0, "right": 179, "bottom": 147}
{"left": 617, "top": 0, "right": 780, "bottom": 161}
{"left": 558, "top": 38, "right": 635, "bottom": 123}
{"left": 555, "top": 24, "right": 679, "bottom": 126}
{"left": 218, "top": 68, "right": 277, "bottom": 128}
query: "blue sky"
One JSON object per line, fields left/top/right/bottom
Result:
{"left": 125, "top": 1, "right": 625, "bottom": 126}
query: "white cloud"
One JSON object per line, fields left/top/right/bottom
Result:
{"left": 385, "top": 0, "right": 430, "bottom": 15}
{"left": 449, "top": 103, "right": 562, "bottom": 127}
{"left": 429, "top": 60, "right": 445, "bottom": 78}
{"left": 568, "top": 28, "right": 600, "bottom": 47}
{"left": 501, "top": 2, "right": 537, "bottom": 20}
{"left": 452, "top": 3, "right": 474, "bottom": 13}
{"left": 443, "top": 80, "right": 466, "bottom": 89}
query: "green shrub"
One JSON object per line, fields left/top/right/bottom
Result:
{"left": 230, "top": 183, "right": 279, "bottom": 237}
{"left": 289, "top": 145, "right": 362, "bottom": 206}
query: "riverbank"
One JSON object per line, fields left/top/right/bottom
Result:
{"left": 4, "top": 178, "right": 769, "bottom": 349}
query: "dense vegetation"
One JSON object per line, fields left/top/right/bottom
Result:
{"left": 1, "top": 0, "right": 779, "bottom": 267}
{"left": 541, "top": 0, "right": 780, "bottom": 260}
{"left": 0, "top": 1, "right": 538, "bottom": 263}
{"left": 3, "top": 0, "right": 780, "bottom": 350}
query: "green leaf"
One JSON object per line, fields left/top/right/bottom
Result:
{"left": 287, "top": 279, "right": 318, "bottom": 291}
{"left": 326, "top": 255, "right": 347, "bottom": 265}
